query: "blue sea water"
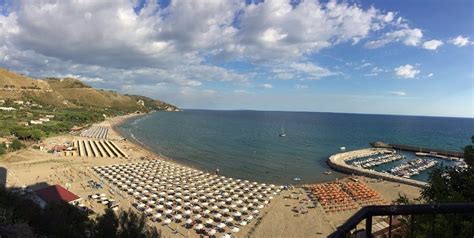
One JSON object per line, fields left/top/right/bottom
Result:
{"left": 116, "top": 110, "right": 474, "bottom": 185}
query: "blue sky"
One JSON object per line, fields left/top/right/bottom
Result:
{"left": 0, "top": 0, "right": 472, "bottom": 117}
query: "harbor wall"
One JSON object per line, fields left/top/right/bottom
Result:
{"left": 328, "top": 148, "right": 428, "bottom": 188}
{"left": 371, "top": 142, "right": 463, "bottom": 158}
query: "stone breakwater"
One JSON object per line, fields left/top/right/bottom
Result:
{"left": 327, "top": 148, "right": 427, "bottom": 188}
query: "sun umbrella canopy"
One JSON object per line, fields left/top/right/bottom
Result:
{"left": 194, "top": 224, "right": 204, "bottom": 230}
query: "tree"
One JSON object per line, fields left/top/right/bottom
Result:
{"left": 38, "top": 202, "right": 92, "bottom": 238}
{"left": 30, "top": 129, "right": 44, "bottom": 141}
{"left": 394, "top": 137, "right": 474, "bottom": 237}
{"left": 0, "top": 143, "right": 6, "bottom": 155}
{"left": 10, "top": 139, "right": 24, "bottom": 151}
{"left": 0, "top": 223, "right": 35, "bottom": 238}
{"left": 95, "top": 208, "right": 119, "bottom": 238}
{"left": 94, "top": 209, "right": 160, "bottom": 238}
{"left": 463, "top": 145, "right": 473, "bottom": 167}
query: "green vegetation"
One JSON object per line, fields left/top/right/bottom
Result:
{"left": 393, "top": 136, "right": 474, "bottom": 237}
{"left": 0, "top": 188, "right": 160, "bottom": 237}
{"left": 0, "top": 108, "right": 109, "bottom": 144}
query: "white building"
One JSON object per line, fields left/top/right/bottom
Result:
{"left": 0, "top": 107, "right": 16, "bottom": 111}
{"left": 30, "top": 120, "right": 43, "bottom": 125}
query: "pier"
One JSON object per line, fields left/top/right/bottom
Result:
{"left": 370, "top": 141, "right": 464, "bottom": 158}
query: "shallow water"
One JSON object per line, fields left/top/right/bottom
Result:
{"left": 116, "top": 110, "right": 473, "bottom": 184}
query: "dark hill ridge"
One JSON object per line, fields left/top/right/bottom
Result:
{"left": 0, "top": 68, "right": 179, "bottom": 112}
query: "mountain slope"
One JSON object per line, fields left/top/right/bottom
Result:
{"left": 0, "top": 68, "right": 179, "bottom": 112}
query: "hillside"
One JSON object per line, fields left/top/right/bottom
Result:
{"left": 0, "top": 68, "right": 179, "bottom": 112}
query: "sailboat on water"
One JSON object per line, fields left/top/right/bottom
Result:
{"left": 279, "top": 126, "right": 286, "bottom": 137}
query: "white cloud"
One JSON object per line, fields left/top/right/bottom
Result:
{"left": 427, "top": 73, "right": 434, "bottom": 78}
{"left": 0, "top": 0, "right": 434, "bottom": 106}
{"left": 390, "top": 91, "right": 407, "bottom": 96}
{"left": 394, "top": 64, "right": 420, "bottom": 79}
{"left": 449, "top": 35, "right": 471, "bottom": 47}
{"left": 295, "top": 84, "right": 308, "bottom": 89}
{"left": 233, "top": 89, "right": 249, "bottom": 94}
{"left": 260, "top": 83, "right": 273, "bottom": 89}
{"left": 422, "top": 40, "right": 443, "bottom": 50}
{"left": 260, "top": 28, "right": 288, "bottom": 43}
{"left": 355, "top": 62, "right": 372, "bottom": 69}
{"left": 365, "top": 28, "right": 423, "bottom": 48}
{"left": 60, "top": 74, "right": 104, "bottom": 83}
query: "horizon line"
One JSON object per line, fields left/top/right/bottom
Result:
{"left": 177, "top": 108, "right": 474, "bottom": 119}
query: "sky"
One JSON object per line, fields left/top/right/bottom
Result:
{"left": 0, "top": 0, "right": 473, "bottom": 117}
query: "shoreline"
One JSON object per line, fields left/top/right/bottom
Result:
{"left": 109, "top": 112, "right": 219, "bottom": 179}
{"left": 0, "top": 112, "right": 425, "bottom": 238}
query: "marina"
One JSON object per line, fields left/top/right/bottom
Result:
{"left": 389, "top": 158, "right": 438, "bottom": 178}
{"left": 348, "top": 153, "right": 405, "bottom": 169}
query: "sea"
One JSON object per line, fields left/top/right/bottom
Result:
{"left": 116, "top": 110, "right": 474, "bottom": 185}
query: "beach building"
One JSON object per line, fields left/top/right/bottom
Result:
{"left": 45, "top": 115, "right": 55, "bottom": 118}
{"left": 39, "top": 118, "right": 50, "bottom": 122}
{"left": 13, "top": 100, "right": 24, "bottom": 105}
{"left": 34, "top": 185, "right": 81, "bottom": 208}
{"left": 30, "top": 120, "right": 43, "bottom": 125}
{"left": 0, "top": 106, "right": 16, "bottom": 111}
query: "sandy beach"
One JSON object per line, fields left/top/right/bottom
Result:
{"left": 0, "top": 113, "right": 423, "bottom": 238}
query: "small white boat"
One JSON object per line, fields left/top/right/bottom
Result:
{"left": 279, "top": 126, "right": 286, "bottom": 137}
{"left": 293, "top": 177, "right": 301, "bottom": 181}
{"left": 340, "top": 146, "right": 346, "bottom": 151}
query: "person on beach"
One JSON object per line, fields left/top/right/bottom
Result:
{"left": 215, "top": 168, "right": 220, "bottom": 175}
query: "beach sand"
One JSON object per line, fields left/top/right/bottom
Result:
{"left": 0, "top": 113, "right": 423, "bottom": 238}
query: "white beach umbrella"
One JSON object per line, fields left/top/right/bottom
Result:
{"left": 208, "top": 229, "right": 217, "bottom": 235}
{"left": 194, "top": 214, "right": 202, "bottom": 219}
{"left": 233, "top": 212, "right": 241, "bottom": 217}
{"left": 240, "top": 221, "right": 247, "bottom": 226}
{"left": 246, "top": 215, "right": 254, "bottom": 220}
{"left": 232, "top": 227, "right": 240, "bottom": 233}
{"left": 217, "top": 223, "right": 226, "bottom": 229}
{"left": 206, "top": 219, "right": 213, "bottom": 224}
{"left": 174, "top": 214, "right": 182, "bottom": 220}
{"left": 163, "top": 218, "right": 171, "bottom": 224}
{"left": 226, "top": 217, "right": 234, "bottom": 223}
{"left": 214, "top": 213, "right": 222, "bottom": 219}
{"left": 194, "top": 224, "right": 204, "bottom": 230}
{"left": 153, "top": 213, "right": 162, "bottom": 219}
